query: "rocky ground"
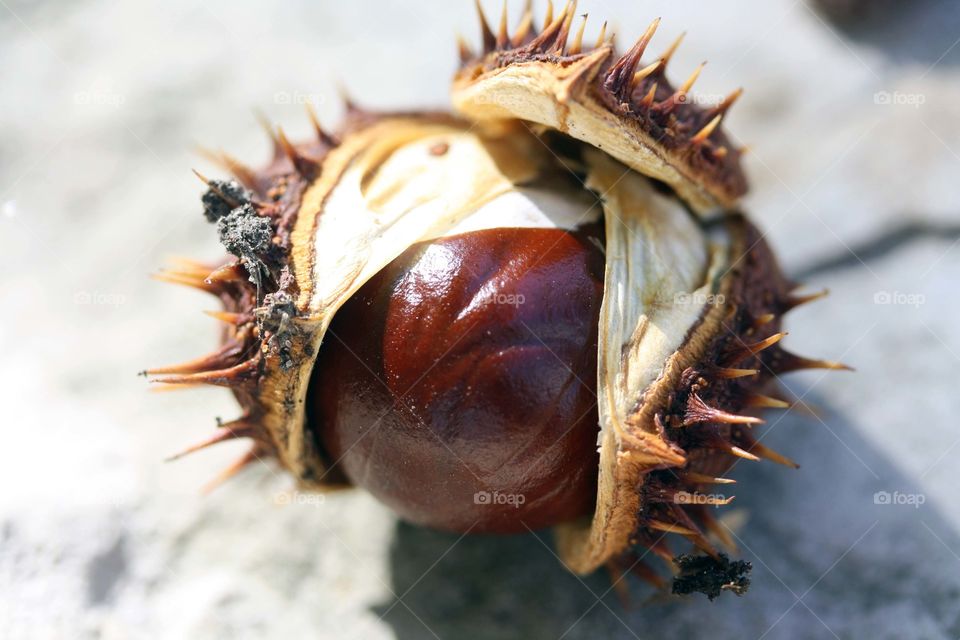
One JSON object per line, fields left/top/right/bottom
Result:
{"left": 2, "top": 0, "right": 959, "bottom": 638}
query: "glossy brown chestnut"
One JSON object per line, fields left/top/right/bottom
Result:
{"left": 310, "top": 224, "right": 605, "bottom": 533}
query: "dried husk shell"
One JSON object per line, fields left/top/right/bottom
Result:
{"left": 151, "top": 5, "right": 846, "bottom": 588}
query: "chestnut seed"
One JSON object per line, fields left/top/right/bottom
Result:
{"left": 311, "top": 224, "right": 606, "bottom": 533}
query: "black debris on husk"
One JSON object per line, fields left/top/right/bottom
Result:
{"left": 671, "top": 553, "right": 751, "bottom": 601}
{"left": 202, "top": 179, "right": 252, "bottom": 222}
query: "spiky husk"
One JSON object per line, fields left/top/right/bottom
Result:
{"left": 454, "top": 0, "right": 747, "bottom": 214}
{"left": 149, "top": 2, "right": 850, "bottom": 594}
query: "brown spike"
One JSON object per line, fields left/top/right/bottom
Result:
{"left": 221, "top": 152, "right": 260, "bottom": 191}
{"left": 739, "top": 436, "right": 799, "bottom": 469}
{"left": 783, "top": 288, "right": 829, "bottom": 312}
{"left": 254, "top": 110, "right": 283, "bottom": 160}
{"left": 709, "top": 87, "right": 744, "bottom": 118}
{"left": 771, "top": 349, "right": 854, "bottom": 374}
{"left": 632, "top": 528, "right": 676, "bottom": 567}
{"left": 746, "top": 394, "right": 791, "bottom": 409}
{"left": 527, "top": 0, "right": 569, "bottom": 51}
{"left": 694, "top": 506, "right": 737, "bottom": 553}
{"left": 167, "top": 256, "right": 215, "bottom": 277}
{"left": 152, "top": 357, "right": 258, "bottom": 388}
{"left": 640, "top": 82, "right": 658, "bottom": 108}
{"left": 727, "top": 444, "right": 762, "bottom": 462}
{"left": 603, "top": 17, "right": 661, "bottom": 94}
{"left": 543, "top": 0, "right": 554, "bottom": 29}
{"left": 658, "top": 61, "right": 705, "bottom": 113}
{"left": 637, "top": 16, "right": 662, "bottom": 51}
{"left": 605, "top": 561, "right": 632, "bottom": 606}
{"left": 666, "top": 504, "right": 711, "bottom": 542}
{"left": 594, "top": 21, "right": 607, "bottom": 49}
{"left": 691, "top": 114, "right": 723, "bottom": 145}
{"left": 755, "top": 443, "right": 799, "bottom": 468}
{"left": 204, "top": 309, "right": 245, "bottom": 325}
{"left": 149, "top": 382, "right": 205, "bottom": 393}
{"left": 197, "top": 148, "right": 259, "bottom": 190}
{"left": 457, "top": 32, "right": 475, "bottom": 63}
{"left": 161, "top": 266, "right": 212, "bottom": 284}
{"left": 715, "top": 366, "right": 759, "bottom": 379}
{"left": 191, "top": 168, "right": 211, "bottom": 187}
{"left": 145, "top": 340, "right": 244, "bottom": 376}
{"left": 496, "top": 0, "right": 509, "bottom": 48}
{"left": 685, "top": 531, "right": 721, "bottom": 560}
{"left": 304, "top": 102, "right": 337, "bottom": 147}
{"left": 621, "top": 18, "right": 661, "bottom": 77}
{"left": 567, "top": 13, "right": 587, "bottom": 55}
{"left": 678, "top": 61, "right": 706, "bottom": 95}
{"left": 660, "top": 31, "right": 686, "bottom": 68}
{"left": 205, "top": 262, "right": 246, "bottom": 285}
{"left": 166, "top": 421, "right": 256, "bottom": 462}
{"left": 152, "top": 270, "right": 216, "bottom": 294}
{"left": 724, "top": 331, "right": 787, "bottom": 365}
{"left": 475, "top": 0, "right": 497, "bottom": 52}
{"left": 684, "top": 394, "right": 764, "bottom": 427}
{"left": 511, "top": 0, "right": 534, "bottom": 45}
{"left": 628, "top": 558, "right": 667, "bottom": 590}
{"left": 682, "top": 470, "right": 737, "bottom": 485}
{"left": 714, "top": 146, "right": 728, "bottom": 159}
{"left": 277, "top": 127, "right": 301, "bottom": 168}
{"left": 169, "top": 256, "right": 242, "bottom": 285}
{"left": 631, "top": 60, "right": 662, "bottom": 89}
{"left": 201, "top": 447, "right": 260, "bottom": 494}
{"left": 276, "top": 127, "right": 319, "bottom": 177}
{"left": 703, "top": 435, "right": 762, "bottom": 462}
{"left": 336, "top": 82, "right": 363, "bottom": 115}
{"left": 647, "top": 519, "right": 698, "bottom": 536}
{"left": 304, "top": 100, "right": 323, "bottom": 135}
{"left": 550, "top": 1, "right": 577, "bottom": 54}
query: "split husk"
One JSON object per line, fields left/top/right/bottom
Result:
{"left": 151, "top": 2, "right": 849, "bottom": 590}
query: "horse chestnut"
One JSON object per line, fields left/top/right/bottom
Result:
{"left": 151, "top": 2, "right": 850, "bottom": 598}
{"left": 311, "top": 224, "right": 605, "bottom": 533}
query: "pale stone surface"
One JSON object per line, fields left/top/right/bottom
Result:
{"left": 1, "top": 1, "right": 959, "bottom": 638}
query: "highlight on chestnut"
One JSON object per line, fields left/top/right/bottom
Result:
{"left": 148, "top": 0, "right": 850, "bottom": 600}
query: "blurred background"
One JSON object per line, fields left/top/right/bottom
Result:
{"left": 2, "top": 0, "right": 959, "bottom": 638}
